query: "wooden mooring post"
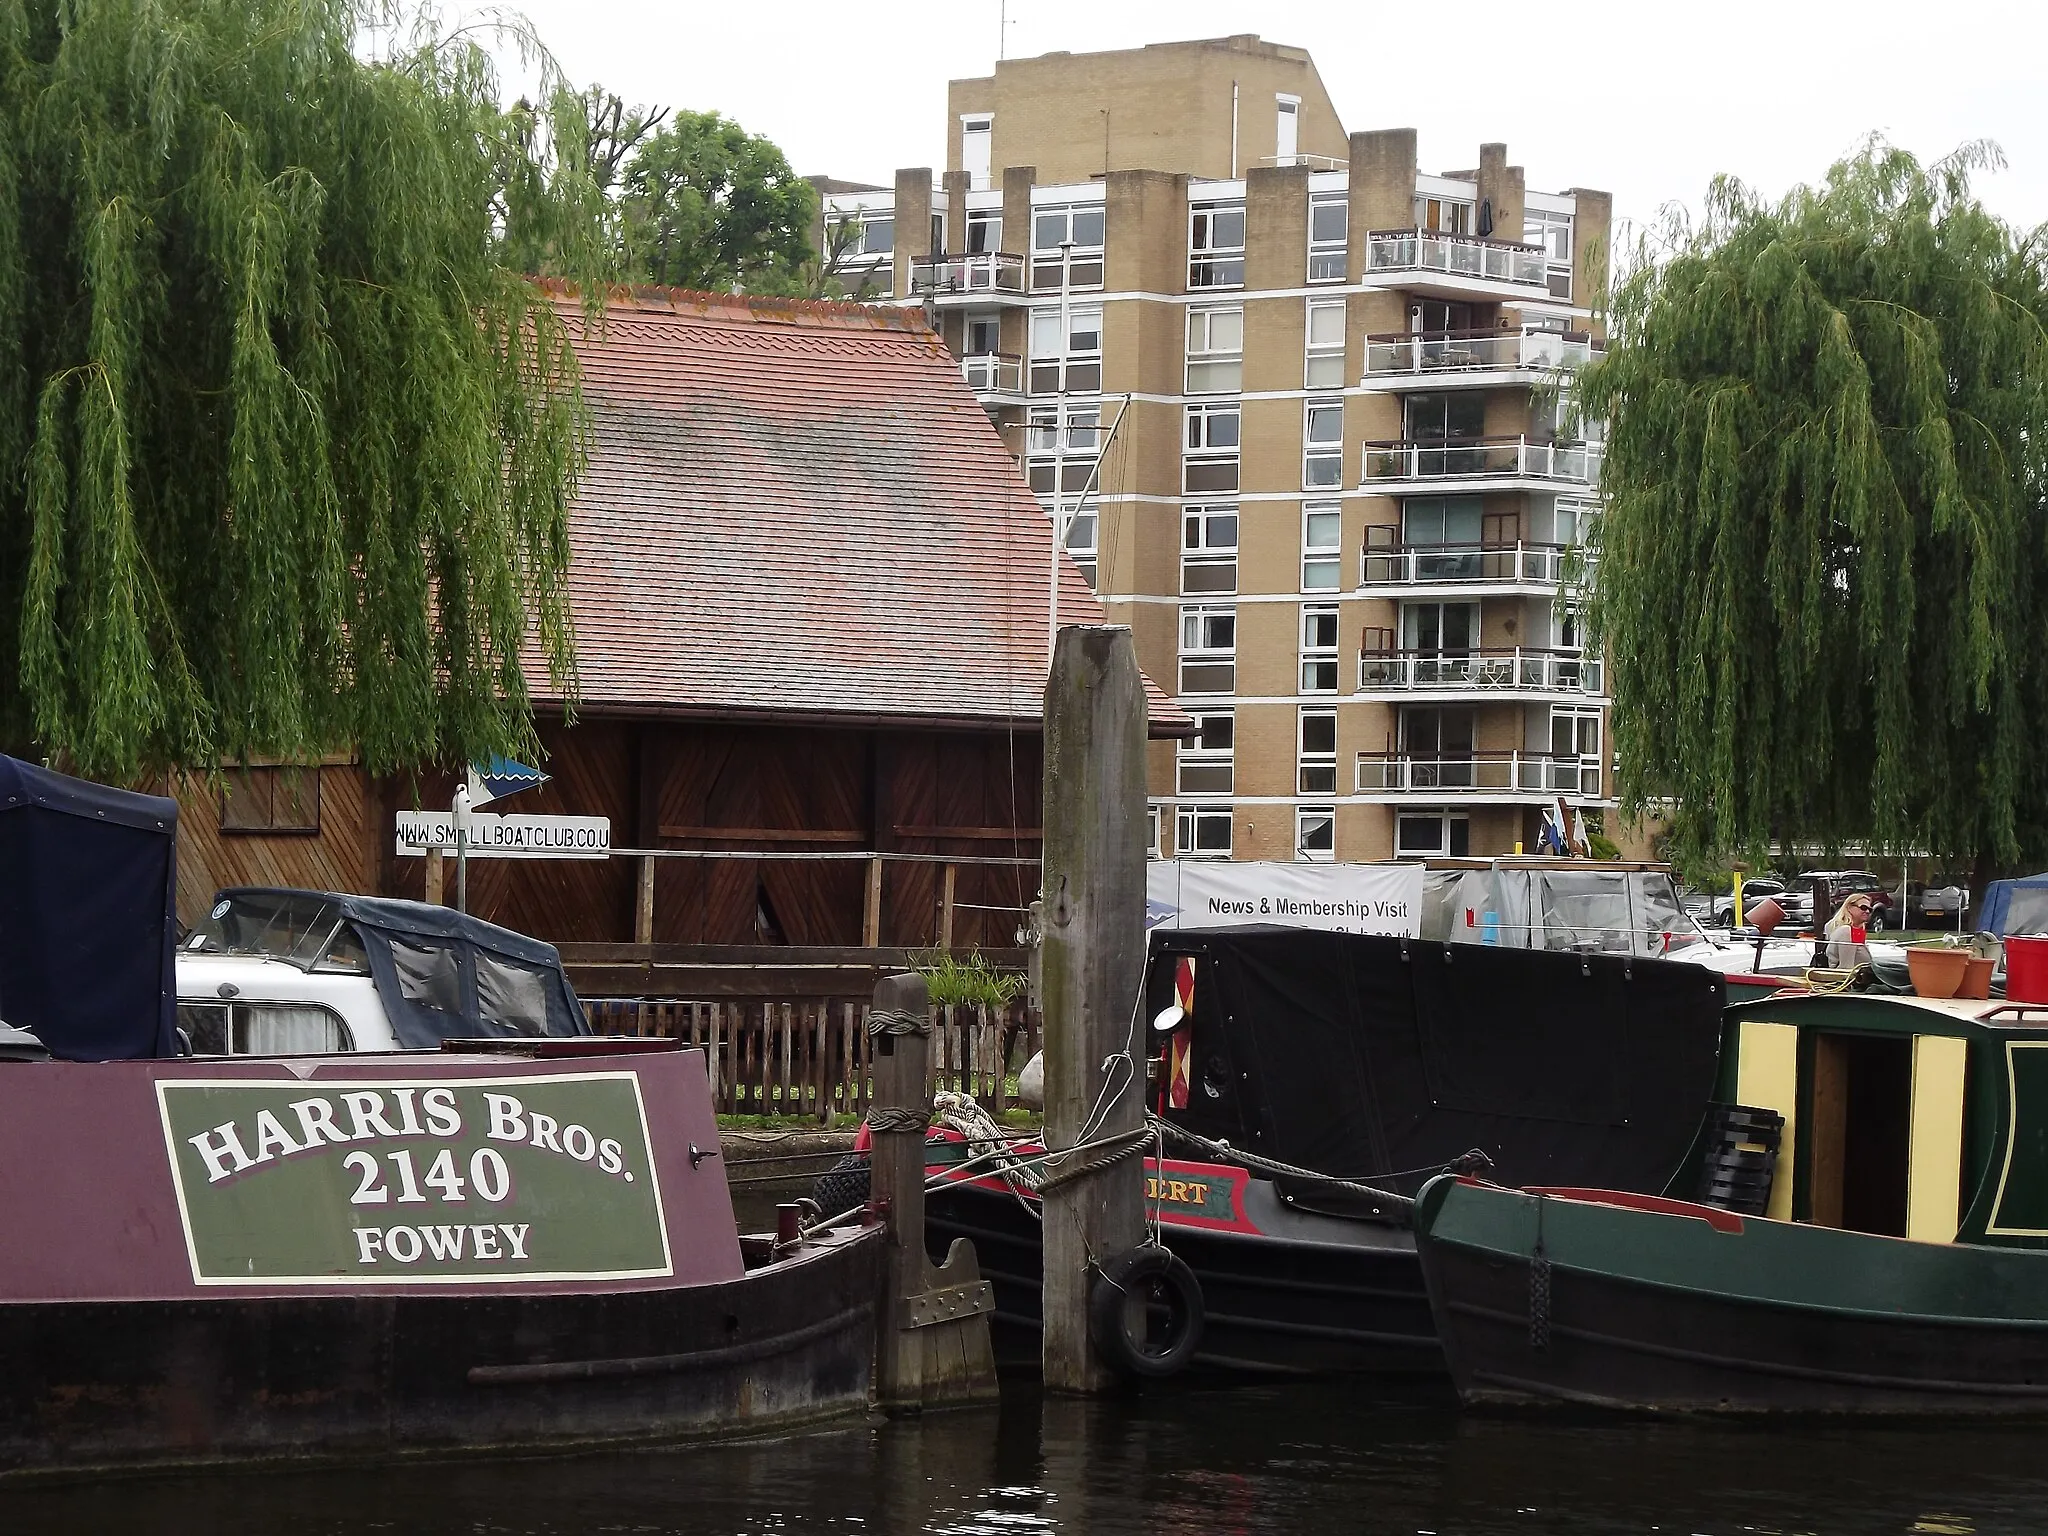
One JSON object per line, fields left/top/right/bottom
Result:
{"left": 869, "top": 972, "right": 998, "bottom": 1412}
{"left": 1039, "top": 626, "right": 1148, "bottom": 1392}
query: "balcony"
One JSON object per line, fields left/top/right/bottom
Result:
{"left": 960, "top": 352, "right": 1026, "bottom": 409}
{"left": 1356, "top": 751, "right": 1606, "bottom": 801}
{"left": 909, "top": 251, "right": 1027, "bottom": 305}
{"left": 1362, "top": 435, "right": 1602, "bottom": 493}
{"left": 1362, "top": 328, "right": 1604, "bottom": 391}
{"left": 1362, "top": 230, "right": 1550, "bottom": 301}
{"left": 1360, "top": 540, "right": 1591, "bottom": 595}
{"left": 1357, "top": 647, "right": 1605, "bottom": 699}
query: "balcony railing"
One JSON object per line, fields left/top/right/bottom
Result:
{"left": 909, "top": 251, "right": 1027, "bottom": 296}
{"left": 1356, "top": 751, "right": 1604, "bottom": 797}
{"left": 1364, "top": 230, "right": 1547, "bottom": 287}
{"left": 1360, "top": 541, "right": 1591, "bottom": 588}
{"left": 1363, "top": 328, "right": 1604, "bottom": 378}
{"left": 1357, "top": 647, "right": 1604, "bottom": 695}
{"left": 961, "top": 352, "right": 1023, "bottom": 395}
{"left": 1362, "top": 435, "right": 1603, "bottom": 485}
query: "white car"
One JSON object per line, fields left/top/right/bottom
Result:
{"left": 177, "top": 888, "right": 588, "bottom": 1057}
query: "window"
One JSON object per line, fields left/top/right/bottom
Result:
{"left": 962, "top": 114, "right": 993, "bottom": 191}
{"left": 1305, "top": 299, "right": 1345, "bottom": 387}
{"left": 1179, "top": 605, "right": 1236, "bottom": 695}
{"left": 1555, "top": 494, "right": 1597, "bottom": 548}
{"left": 1026, "top": 406, "right": 1100, "bottom": 500}
{"left": 1064, "top": 502, "right": 1099, "bottom": 590}
{"left": 1298, "top": 708, "right": 1337, "bottom": 794}
{"left": 966, "top": 208, "right": 1002, "bottom": 254}
{"left": 1177, "top": 711, "right": 1234, "bottom": 795}
{"left": 1525, "top": 208, "right": 1573, "bottom": 299}
{"left": 1184, "top": 402, "right": 1240, "bottom": 494}
{"left": 1189, "top": 201, "right": 1246, "bottom": 289}
{"left": 478, "top": 953, "right": 552, "bottom": 1035}
{"left": 1405, "top": 392, "right": 1485, "bottom": 441}
{"left": 1401, "top": 601, "right": 1478, "bottom": 653}
{"left": 1186, "top": 307, "right": 1244, "bottom": 394}
{"left": 931, "top": 212, "right": 946, "bottom": 254}
{"left": 1302, "top": 502, "right": 1341, "bottom": 590}
{"left": 220, "top": 766, "right": 321, "bottom": 834}
{"left": 1308, "top": 193, "right": 1347, "bottom": 282}
{"left": 966, "top": 315, "right": 1001, "bottom": 355}
{"left": 1276, "top": 95, "right": 1299, "bottom": 163}
{"left": 1031, "top": 203, "right": 1105, "bottom": 289}
{"left": 178, "top": 1001, "right": 354, "bottom": 1056}
{"left": 1396, "top": 811, "right": 1470, "bottom": 857}
{"left": 391, "top": 939, "right": 463, "bottom": 1015}
{"left": 1028, "top": 305, "right": 1102, "bottom": 394}
{"left": 1297, "top": 807, "right": 1335, "bottom": 862}
{"left": 1414, "top": 196, "right": 1473, "bottom": 235}
{"left": 1147, "top": 805, "right": 1161, "bottom": 859}
{"left": 1401, "top": 496, "right": 1484, "bottom": 548}
{"left": 1301, "top": 604, "right": 1340, "bottom": 692}
{"left": 1182, "top": 505, "right": 1239, "bottom": 594}
{"left": 1304, "top": 398, "right": 1344, "bottom": 489}
{"left": 1552, "top": 708, "right": 1602, "bottom": 762}
{"left": 1176, "top": 804, "right": 1233, "bottom": 857}
{"left": 859, "top": 216, "right": 895, "bottom": 255}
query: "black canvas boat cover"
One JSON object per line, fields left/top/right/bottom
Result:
{"left": 208, "top": 888, "right": 589, "bottom": 1048}
{"left": 0, "top": 754, "right": 178, "bottom": 1060}
{"left": 1148, "top": 927, "right": 1726, "bottom": 1198}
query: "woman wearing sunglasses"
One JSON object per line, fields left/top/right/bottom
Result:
{"left": 1825, "top": 893, "right": 1878, "bottom": 970}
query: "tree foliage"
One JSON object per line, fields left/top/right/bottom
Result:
{"left": 1579, "top": 142, "right": 2048, "bottom": 872}
{"left": 0, "top": 0, "right": 608, "bottom": 781}
{"left": 615, "top": 110, "right": 816, "bottom": 294}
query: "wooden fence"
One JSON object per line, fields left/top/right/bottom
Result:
{"left": 582, "top": 997, "right": 1039, "bottom": 1122}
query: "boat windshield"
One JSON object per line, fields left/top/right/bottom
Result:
{"left": 183, "top": 892, "right": 369, "bottom": 974}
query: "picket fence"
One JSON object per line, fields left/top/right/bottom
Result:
{"left": 582, "top": 998, "right": 1039, "bottom": 1121}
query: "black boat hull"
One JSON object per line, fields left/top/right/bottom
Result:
{"left": 925, "top": 1176, "right": 1441, "bottom": 1377}
{"left": 0, "top": 1228, "right": 883, "bottom": 1477}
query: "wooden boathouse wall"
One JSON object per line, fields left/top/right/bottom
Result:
{"left": 175, "top": 714, "right": 1044, "bottom": 955}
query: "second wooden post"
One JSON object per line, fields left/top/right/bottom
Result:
{"left": 1039, "top": 624, "right": 1148, "bottom": 1392}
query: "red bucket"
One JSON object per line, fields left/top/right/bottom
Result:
{"left": 2007, "top": 936, "right": 2048, "bottom": 1004}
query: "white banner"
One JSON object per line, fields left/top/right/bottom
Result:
{"left": 1147, "top": 860, "right": 1423, "bottom": 936}
{"left": 395, "top": 811, "right": 611, "bottom": 860}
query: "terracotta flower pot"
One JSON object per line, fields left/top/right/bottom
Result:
{"left": 1908, "top": 946, "right": 1970, "bottom": 1000}
{"left": 1959, "top": 956, "right": 1997, "bottom": 1000}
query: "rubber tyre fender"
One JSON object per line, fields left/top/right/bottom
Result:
{"left": 809, "top": 1153, "right": 871, "bottom": 1215}
{"left": 1088, "top": 1245, "right": 1204, "bottom": 1379}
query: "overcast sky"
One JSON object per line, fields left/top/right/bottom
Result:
{"left": 490, "top": 0, "right": 2048, "bottom": 236}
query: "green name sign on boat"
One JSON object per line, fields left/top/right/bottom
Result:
{"left": 156, "top": 1072, "right": 672, "bottom": 1285}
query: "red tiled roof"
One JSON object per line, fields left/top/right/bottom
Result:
{"left": 535, "top": 287, "right": 1189, "bottom": 737}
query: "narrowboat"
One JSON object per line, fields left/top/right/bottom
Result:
{"left": 1414, "top": 988, "right": 2048, "bottom": 1414}
{"left": 915, "top": 924, "right": 1729, "bottom": 1378}
{"left": 0, "top": 752, "right": 882, "bottom": 1475}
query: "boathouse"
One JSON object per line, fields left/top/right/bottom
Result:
{"left": 174, "top": 287, "right": 1186, "bottom": 961}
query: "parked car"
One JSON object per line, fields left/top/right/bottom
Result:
{"left": 1917, "top": 884, "right": 1972, "bottom": 926}
{"left": 176, "top": 887, "right": 589, "bottom": 1055}
{"left": 1804, "top": 871, "right": 1897, "bottom": 930}
{"left": 1710, "top": 878, "right": 1812, "bottom": 929}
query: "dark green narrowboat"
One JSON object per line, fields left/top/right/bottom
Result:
{"left": 1414, "top": 990, "right": 2048, "bottom": 1413}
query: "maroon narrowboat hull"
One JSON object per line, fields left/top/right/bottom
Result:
{"left": 0, "top": 1226, "right": 882, "bottom": 1477}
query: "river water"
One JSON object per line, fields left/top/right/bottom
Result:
{"left": 4, "top": 1379, "right": 2047, "bottom": 1535}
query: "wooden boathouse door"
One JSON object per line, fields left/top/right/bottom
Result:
{"left": 1806, "top": 1032, "right": 1913, "bottom": 1236}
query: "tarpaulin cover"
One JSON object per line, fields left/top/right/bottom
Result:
{"left": 0, "top": 754, "right": 177, "bottom": 1060}
{"left": 1981, "top": 876, "right": 2048, "bottom": 937}
{"left": 1146, "top": 926, "right": 1726, "bottom": 1198}
{"left": 212, "top": 888, "right": 589, "bottom": 1048}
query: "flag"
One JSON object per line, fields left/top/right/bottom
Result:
{"left": 467, "top": 755, "right": 549, "bottom": 808}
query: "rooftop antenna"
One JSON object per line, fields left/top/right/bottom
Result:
{"left": 999, "top": 0, "right": 1013, "bottom": 59}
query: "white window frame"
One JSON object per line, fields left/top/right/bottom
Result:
{"left": 1179, "top": 604, "right": 1237, "bottom": 696}
{"left": 1182, "top": 505, "right": 1240, "bottom": 595}
{"left": 1297, "top": 707, "right": 1338, "bottom": 795}
{"left": 1176, "top": 804, "right": 1234, "bottom": 858}
{"left": 1300, "top": 603, "right": 1340, "bottom": 694}
{"left": 1028, "top": 305, "right": 1103, "bottom": 395}
{"left": 1304, "top": 398, "right": 1344, "bottom": 490}
{"left": 1186, "top": 306, "right": 1244, "bottom": 394}
{"left": 1177, "top": 709, "right": 1235, "bottom": 797}
{"left": 1147, "top": 805, "right": 1162, "bottom": 860}
{"left": 1305, "top": 299, "right": 1346, "bottom": 388}
{"left": 1189, "top": 201, "right": 1247, "bottom": 290}
{"left": 960, "top": 114, "right": 994, "bottom": 192}
{"left": 1301, "top": 501, "right": 1342, "bottom": 592}
{"left": 1307, "top": 193, "right": 1347, "bottom": 282}
{"left": 1296, "top": 805, "right": 1336, "bottom": 862}
{"left": 1063, "top": 500, "right": 1099, "bottom": 591}
{"left": 1184, "top": 401, "right": 1241, "bottom": 495}
{"left": 1031, "top": 204, "right": 1105, "bottom": 290}
{"left": 1396, "top": 810, "right": 1470, "bottom": 858}
{"left": 966, "top": 207, "right": 1002, "bottom": 255}
{"left": 1525, "top": 207, "right": 1573, "bottom": 300}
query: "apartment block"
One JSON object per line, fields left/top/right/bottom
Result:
{"left": 821, "top": 34, "right": 1613, "bottom": 863}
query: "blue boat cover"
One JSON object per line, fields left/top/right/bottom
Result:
{"left": 1980, "top": 875, "right": 2048, "bottom": 937}
{"left": 0, "top": 754, "right": 178, "bottom": 1060}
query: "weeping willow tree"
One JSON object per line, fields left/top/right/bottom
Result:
{"left": 0, "top": 0, "right": 611, "bottom": 782}
{"left": 1579, "top": 142, "right": 2048, "bottom": 877}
